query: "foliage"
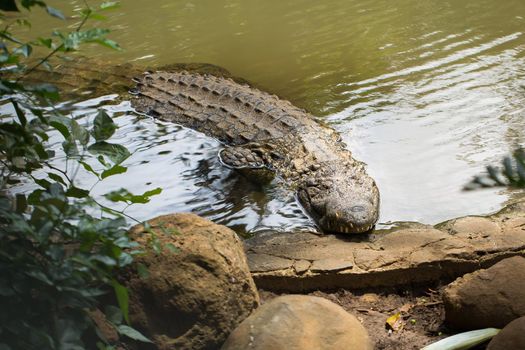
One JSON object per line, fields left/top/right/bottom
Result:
{"left": 0, "top": 1, "right": 160, "bottom": 349}
{"left": 421, "top": 328, "right": 500, "bottom": 350}
{"left": 465, "top": 149, "right": 525, "bottom": 190}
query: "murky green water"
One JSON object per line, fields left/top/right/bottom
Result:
{"left": 8, "top": 0, "right": 525, "bottom": 233}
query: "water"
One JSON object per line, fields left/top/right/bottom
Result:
{"left": 6, "top": 0, "right": 525, "bottom": 234}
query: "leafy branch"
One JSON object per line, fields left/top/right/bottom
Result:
{"left": 465, "top": 149, "right": 525, "bottom": 190}
{"left": 0, "top": 1, "right": 161, "bottom": 349}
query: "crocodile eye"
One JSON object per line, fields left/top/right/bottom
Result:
{"left": 253, "top": 149, "right": 264, "bottom": 157}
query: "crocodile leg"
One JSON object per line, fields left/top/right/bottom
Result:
{"left": 218, "top": 144, "right": 267, "bottom": 169}
{"left": 219, "top": 144, "right": 276, "bottom": 183}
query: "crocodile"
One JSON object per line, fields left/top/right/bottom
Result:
{"left": 131, "top": 71, "right": 380, "bottom": 233}
{"left": 23, "top": 58, "right": 380, "bottom": 233}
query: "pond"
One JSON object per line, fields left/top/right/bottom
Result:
{"left": 9, "top": 0, "right": 525, "bottom": 235}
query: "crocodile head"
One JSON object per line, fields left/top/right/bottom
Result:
{"left": 297, "top": 164, "right": 380, "bottom": 234}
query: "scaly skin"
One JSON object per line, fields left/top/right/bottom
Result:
{"left": 22, "top": 58, "right": 380, "bottom": 233}
{"left": 132, "top": 71, "right": 380, "bottom": 233}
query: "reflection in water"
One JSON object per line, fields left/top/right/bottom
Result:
{"left": 9, "top": 0, "right": 525, "bottom": 231}
{"left": 103, "top": 103, "right": 318, "bottom": 236}
{"left": 1, "top": 97, "right": 316, "bottom": 237}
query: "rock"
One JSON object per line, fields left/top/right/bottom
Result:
{"left": 487, "top": 316, "right": 525, "bottom": 350}
{"left": 221, "top": 295, "right": 373, "bottom": 350}
{"left": 245, "top": 200, "right": 525, "bottom": 293}
{"left": 443, "top": 256, "right": 525, "bottom": 330}
{"left": 445, "top": 216, "right": 501, "bottom": 237}
{"left": 124, "top": 213, "right": 259, "bottom": 350}
{"left": 310, "top": 258, "right": 353, "bottom": 272}
{"left": 360, "top": 293, "right": 380, "bottom": 304}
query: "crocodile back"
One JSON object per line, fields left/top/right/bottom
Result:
{"left": 132, "top": 71, "right": 320, "bottom": 145}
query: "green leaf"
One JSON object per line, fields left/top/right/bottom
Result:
{"left": 514, "top": 150, "right": 525, "bottom": 184}
{"left": 101, "top": 165, "right": 127, "bottom": 179}
{"left": 38, "top": 37, "right": 53, "bottom": 48}
{"left": 25, "top": 270, "right": 53, "bottom": 285}
{"left": 97, "top": 155, "right": 109, "bottom": 167}
{"left": 55, "top": 318, "right": 84, "bottom": 350}
{"left": 11, "top": 100, "right": 27, "bottom": 126}
{"left": 30, "top": 83, "right": 59, "bottom": 101}
{"left": 91, "top": 255, "right": 117, "bottom": 266}
{"left": 35, "top": 178, "right": 51, "bottom": 189}
{"left": 104, "top": 305, "right": 123, "bottom": 325}
{"left": 36, "top": 144, "right": 52, "bottom": 159}
{"left": 112, "top": 280, "right": 129, "bottom": 324}
{"left": 66, "top": 186, "right": 89, "bottom": 198}
{"left": 143, "top": 188, "right": 162, "bottom": 197}
{"left": 103, "top": 189, "right": 153, "bottom": 204}
{"left": 503, "top": 157, "right": 515, "bottom": 182}
{"left": 117, "top": 325, "right": 153, "bottom": 343}
{"left": 114, "top": 237, "right": 138, "bottom": 249}
{"left": 0, "top": 54, "right": 16, "bottom": 65}
{"left": 71, "top": 120, "right": 90, "bottom": 146}
{"left": 422, "top": 328, "right": 500, "bottom": 350}
{"left": 118, "top": 252, "right": 133, "bottom": 266}
{"left": 94, "top": 38, "right": 121, "bottom": 51}
{"left": 86, "top": 12, "right": 107, "bottom": 21}
{"left": 62, "top": 139, "right": 79, "bottom": 157}
{"left": 14, "top": 44, "right": 32, "bottom": 57}
{"left": 16, "top": 19, "right": 31, "bottom": 28}
{"left": 46, "top": 6, "right": 66, "bottom": 20}
{"left": 27, "top": 189, "right": 44, "bottom": 204}
{"left": 486, "top": 166, "right": 506, "bottom": 186}
{"left": 92, "top": 110, "right": 116, "bottom": 141}
{"left": 158, "top": 224, "right": 179, "bottom": 236}
{"left": 49, "top": 118, "right": 71, "bottom": 140}
{"left": 104, "top": 189, "right": 130, "bottom": 203}
{"left": 88, "top": 142, "right": 130, "bottom": 164}
{"left": 59, "top": 28, "right": 114, "bottom": 51}
{"left": 80, "top": 161, "right": 100, "bottom": 178}
{"left": 48, "top": 172, "right": 66, "bottom": 185}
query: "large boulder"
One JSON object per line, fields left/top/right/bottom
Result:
{"left": 124, "top": 213, "right": 259, "bottom": 350}
{"left": 487, "top": 316, "right": 525, "bottom": 350}
{"left": 443, "top": 256, "right": 525, "bottom": 330}
{"left": 221, "top": 295, "right": 372, "bottom": 350}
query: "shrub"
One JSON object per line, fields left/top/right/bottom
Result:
{"left": 0, "top": 1, "right": 157, "bottom": 348}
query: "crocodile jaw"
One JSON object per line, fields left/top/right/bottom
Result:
{"left": 319, "top": 198, "right": 379, "bottom": 234}
{"left": 298, "top": 174, "right": 380, "bottom": 234}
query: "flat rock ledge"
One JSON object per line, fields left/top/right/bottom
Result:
{"left": 245, "top": 200, "right": 525, "bottom": 292}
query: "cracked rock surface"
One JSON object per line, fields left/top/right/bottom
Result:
{"left": 245, "top": 200, "right": 525, "bottom": 292}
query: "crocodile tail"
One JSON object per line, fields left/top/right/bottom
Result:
{"left": 14, "top": 56, "right": 142, "bottom": 100}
